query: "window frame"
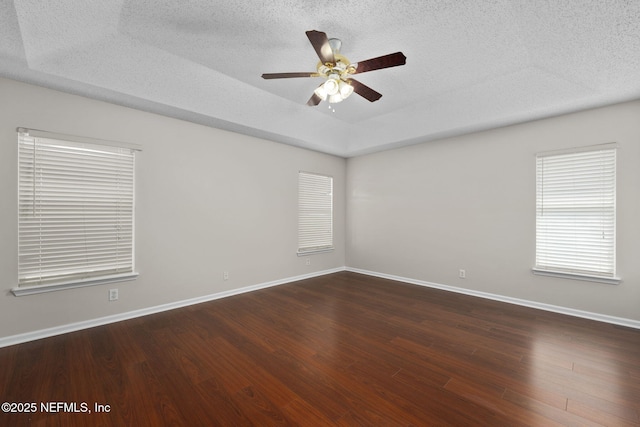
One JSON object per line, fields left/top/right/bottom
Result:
{"left": 12, "top": 128, "right": 141, "bottom": 296}
{"left": 297, "top": 171, "right": 334, "bottom": 256}
{"left": 532, "top": 143, "right": 620, "bottom": 285}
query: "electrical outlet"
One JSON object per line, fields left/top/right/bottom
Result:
{"left": 223, "top": 271, "right": 229, "bottom": 281}
{"left": 459, "top": 269, "right": 466, "bottom": 279}
{"left": 109, "top": 288, "right": 118, "bottom": 301}
{"left": 305, "top": 258, "right": 311, "bottom": 266}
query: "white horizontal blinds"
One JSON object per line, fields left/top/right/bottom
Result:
{"left": 298, "top": 172, "right": 333, "bottom": 253}
{"left": 535, "top": 147, "right": 616, "bottom": 278}
{"left": 18, "top": 133, "right": 135, "bottom": 287}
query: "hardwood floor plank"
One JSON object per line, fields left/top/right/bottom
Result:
{"left": 280, "top": 398, "right": 341, "bottom": 426}
{"left": 261, "top": 348, "right": 353, "bottom": 421}
{"left": 335, "top": 409, "right": 409, "bottom": 427}
{"left": 443, "top": 378, "right": 568, "bottom": 427}
{"left": 192, "top": 377, "right": 255, "bottom": 427}
{"left": 1, "top": 271, "right": 639, "bottom": 426}
{"left": 126, "top": 361, "right": 188, "bottom": 427}
{"left": 209, "top": 336, "right": 300, "bottom": 408}
{"left": 338, "top": 354, "right": 517, "bottom": 427}
{"left": 502, "top": 388, "right": 604, "bottom": 427}
{"left": 306, "top": 349, "right": 430, "bottom": 425}
{"left": 567, "top": 398, "right": 639, "bottom": 426}
{"left": 232, "top": 385, "right": 291, "bottom": 426}
{"left": 522, "top": 360, "right": 639, "bottom": 408}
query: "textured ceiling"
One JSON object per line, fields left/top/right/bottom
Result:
{"left": 1, "top": 1, "right": 640, "bottom": 157}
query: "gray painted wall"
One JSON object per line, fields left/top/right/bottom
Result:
{"left": 0, "top": 77, "right": 346, "bottom": 339}
{"left": 2, "top": 76, "right": 639, "bottom": 343}
{"left": 347, "top": 100, "right": 640, "bottom": 321}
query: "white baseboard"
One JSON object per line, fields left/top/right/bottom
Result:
{"left": 346, "top": 267, "right": 640, "bottom": 330}
{"left": 0, "top": 267, "right": 346, "bottom": 348}
{"left": 4, "top": 265, "right": 637, "bottom": 348}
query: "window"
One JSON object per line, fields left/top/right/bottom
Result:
{"left": 298, "top": 171, "right": 333, "bottom": 255}
{"left": 13, "top": 128, "right": 139, "bottom": 296}
{"left": 534, "top": 144, "right": 619, "bottom": 284}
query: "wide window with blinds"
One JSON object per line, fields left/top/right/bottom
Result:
{"left": 14, "top": 129, "right": 139, "bottom": 296}
{"left": 298, "top": 171, "right": 333, "bottom": 255}
{"left": 534, "top": 145, "right": 619, "bottom": 284}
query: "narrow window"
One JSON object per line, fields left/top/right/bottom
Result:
{"left": 298, "top": 171, "right": 333, "bottom": 255}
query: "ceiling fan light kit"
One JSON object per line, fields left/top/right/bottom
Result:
{"left": 262, "top": 30, "right": 406, "bottom": 106}
{"left": 314, "top": 73, "right": 355, "bottom": 104}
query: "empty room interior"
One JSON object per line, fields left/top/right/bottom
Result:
{"left": 1, "top": 1, "right": 640, "bottom": 426}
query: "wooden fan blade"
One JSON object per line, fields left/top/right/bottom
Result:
{"left": 353, "top": 52, "right": 406, "bottom": 74}
{"left": 307, "top": 91, "right": 323, "bottom": 106}
{"left": 306, "top": 30, "right": 335, "bottom": 64}
{"left": 262, "top": 72, "right": 320, "bottom": 79}
{"left": 347, "top": 78, "right": 382, "bottom": 102}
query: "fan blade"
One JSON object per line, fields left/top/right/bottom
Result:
{"left": 307, "top": 90, "right": 323, "bottom": 106}
{"left": 353, "top": 52, "right": 406, "bottom": 74}
{"left": 262, "top": 72, "right": 320, "bottom": 79}
{"left": 347, "top": 78, "right": 382, "bottom": 102}
{"left": 306, "top": 30, "right": 335, "bottom": 64}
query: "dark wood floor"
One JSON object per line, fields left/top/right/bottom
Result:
{"left": 1, "top": 272, "right": 639, "bottom": 426}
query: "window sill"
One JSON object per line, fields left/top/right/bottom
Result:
{"left": 297, "top": 247, "right": 334, "bottom": 256}
{"left": 532, "top": 268, "right": 620, "bottom": 285}
{"left": 11, "top": 273, "right": 139, "bottom": 296}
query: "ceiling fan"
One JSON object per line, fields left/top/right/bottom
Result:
{"left": 262, "top": 30, "right": 406, "bottom": 106}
